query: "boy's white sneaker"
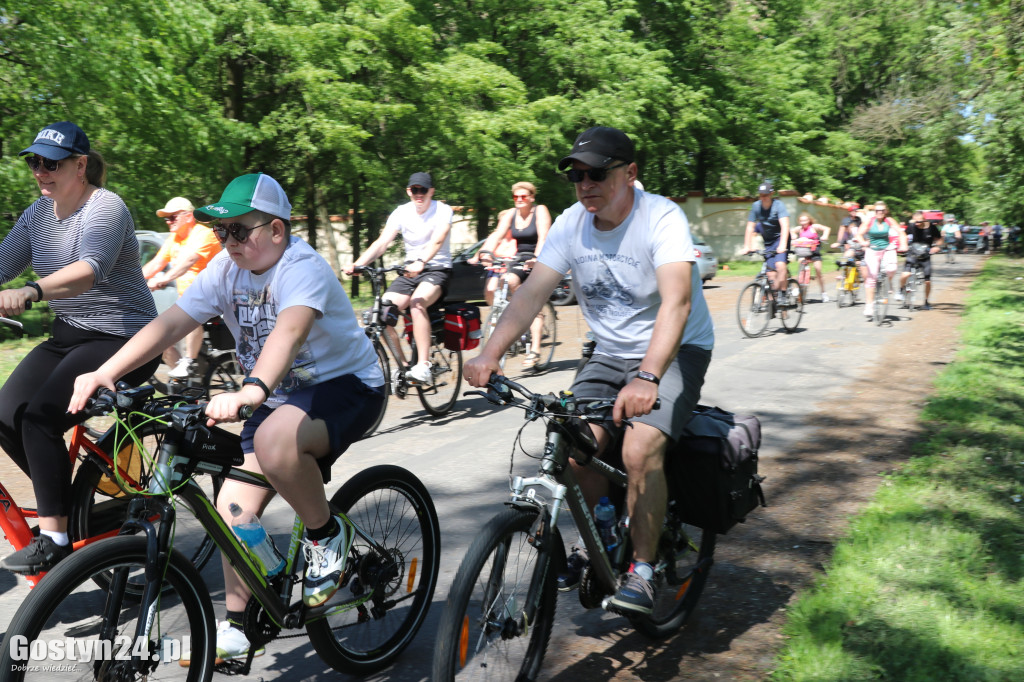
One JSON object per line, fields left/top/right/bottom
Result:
{"left": 302, "top": 517, "right": 349, "bottom": 607}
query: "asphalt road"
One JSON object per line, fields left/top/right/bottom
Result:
{"left": 0, "top": 254, "right": 982, "bottom": 680}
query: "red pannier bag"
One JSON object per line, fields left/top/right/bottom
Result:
{"left": 443, "top": 304, "right": 482, "bottom": 351}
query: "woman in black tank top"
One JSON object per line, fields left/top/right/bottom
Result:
{"left": 472, "top": 181, "right": 553, "bottom": 367}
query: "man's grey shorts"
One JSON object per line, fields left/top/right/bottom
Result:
{"left": 570, "top": 345, "right": 712, "bottom": 441}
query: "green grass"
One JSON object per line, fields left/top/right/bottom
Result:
{"left": 771, "top": 253, "right": 1024, "bottom": 681}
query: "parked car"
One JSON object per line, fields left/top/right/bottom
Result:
{"left": 960, "top": 225, "right": 982, "bottom": 250}
{"left": 694, "top": 238, "right": 717, "bottom": 282}
{"left": 445, "top": 240, "right": 574, "bottom": 305}
{"left": 135, "top": 230, "right": 177, "bottom": 314}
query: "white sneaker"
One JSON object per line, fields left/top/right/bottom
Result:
{"left": 895, "top": 291, "right": 904, "bottom": 302}
{"left": 821, "top": 293, "right": 829, "bottom": 303}
{"left": 181, "top": 621, "right": 264, "bottom": 666}
{"left": 864, "top": 308, "right": 874, "bottom": 317}
{"left": 167, "top": 357, "right": 196, "bottom": 379}
{"left": 302, "top": 517, "right": 349, "bottom": 607}
{"left": 408, "top": 361, "right": 432, "bottom": 384}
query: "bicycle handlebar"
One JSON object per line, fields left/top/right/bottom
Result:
{"left": 85, "top": 385, "right": 252, "bottom": 422}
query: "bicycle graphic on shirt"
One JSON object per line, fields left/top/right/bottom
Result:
{"left": 580, "top": 265, "right": 634, "bottom": 306}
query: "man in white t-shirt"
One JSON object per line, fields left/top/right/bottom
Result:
{"left": 346, "top": 172, "right": 453, "bottom": 384}
{"left": 465, "top": 126, "right": 715, "bottom": 616}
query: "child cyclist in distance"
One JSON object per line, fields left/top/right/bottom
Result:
{"left": 69, "top": 173, "right": 385, "bottom": 663}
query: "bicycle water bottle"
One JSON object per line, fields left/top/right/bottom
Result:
{"left": 594, "top": 497, "right": 619, "bottom": 552}
{"left": 229, "top": 503, "right": 285, "bottom": 577}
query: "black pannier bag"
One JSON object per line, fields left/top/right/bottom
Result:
{"left": 666, "top": 405, "right": 766, "bottom": 534}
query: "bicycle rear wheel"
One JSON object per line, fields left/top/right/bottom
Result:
{"left": 629, "top": 515, "right": 716, "bottom": 638}
{"left": 0, "top": 536, "right": 216, "bottom": 681}
{"left": 736, "top": 282, "right": 771, "bottom": 338}
{"left": 203, "top": 351, "right": 243, "bottom": 398}
{"left": 362, "top": 340, "right": 390, "bottom": 438}
{"left": 309, "top": 465, "right": 440, "bottom": 674}
{"left": 71, "top": 420, "right": 220, "bottom": 594}
{"left": 530, "top": 302, "right": 557, "bottom": 372}
{"left": 779, "top": 278, "right": 803, "bottom": 332}
{"left": 433, "top": 507, "right": 559, "bottom": 681}
{"left": 416, "top": 339, "right": 462, "bottom": 416}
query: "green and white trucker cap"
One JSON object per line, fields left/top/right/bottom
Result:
{"left": 194, "top": 173, "right": 292, "bottom": 222}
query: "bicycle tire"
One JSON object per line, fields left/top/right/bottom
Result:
{"left": 362, "top": 340, "right": 390, "bottom": 438}
{"left": 779, "top": 278, "right": 803, "bottom": 332}
{"left": 483, "top": 304, "right": 510, "bottom": 369}
{"left": 629, "top": 516, "right": 716, "bottom": 638}
{"left": 433, "top": 507, "right": 558, "bottom": 681}
{"left": 308, "top": 465, "right": 440, "bottom": 674}
{"left": 416, "top": 339, "right": 463, "bottom": 416}
{"left": 203, "top": 351, "right": 243, "bottom": 399}
{"left": 736, "top": 282, "right": 771, "bottom": 338}
{"left": 0, "top": 536, "right": 216, "bottom": 681}
{"left": 70, "top": 421, "right": 221, "bottom": 596}
{"left": 531, "top": 302, "right": 557, "bottom": 372}
{"left": 874, "top": 281, "right": 889, "bottom": 326}
{"left": 904, "top": 276, "right": 916, "bottom": 313}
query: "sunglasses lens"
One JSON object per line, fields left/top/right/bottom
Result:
{"left": 410, "top": 187, "right": 428, "bottom": 195}
{"left": 566, "top": 167, "right": 613, "bottom": 183}
{"left": 26, "top": 156, "right": 59, "bottom": 172}
{"left": 215, "top": 223, "right": 247, "bottom": 243}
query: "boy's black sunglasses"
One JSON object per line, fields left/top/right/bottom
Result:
{"left": 213, "top": 220, "right": 274, "bottom": 244}
{"left": 24, "top": 156, "right": 63, "bottom": 173}
{"left": 563, "top": 162, "right": 627, "bottom": 184}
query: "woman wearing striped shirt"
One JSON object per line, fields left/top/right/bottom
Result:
{"left": 0, "top": 121, "right": 159, "bottom": 574}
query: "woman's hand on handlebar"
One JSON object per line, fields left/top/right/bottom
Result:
{"left": 68, "top": 371, "right": 118, "bottom": 415}
{"left": 465, "top": 354, "right": 504, "bottom": 388}
{"left": 0, "top": 287, "right": 35, "bottom": 317}
{"left": 613, "top": 377, "right": 659, "bottom": 426}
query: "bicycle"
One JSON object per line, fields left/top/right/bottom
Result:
{"left": 943, "top": 235, "right": 957, "bottom": 263}
{"left": 0, "top": 384, "right": 440, "bottom": 680}
{"left": 902, "top": 246, "right": 929, "bottom": 313}
{"left": 432, "top": 375, "right": 717, "bottom": 681}
{"left": 147, "top": 318, "right": 243, "bottom": 400}
{"left": 736, "top": 250, "right": 803, "bottom": 338}
{"left": 478, "top": 251, "right": 557, "bottom": 372}
{"left": 0, "top": 318, "right": 217, "bottom": 589}
{"left": 833, "top": 246, "right": 864, "bottom": 309}
{"left": 869, "top": 254, "right": 899, "bottom": 326}
{"left": 354, "top": 264, "right": 465, "bottom": 437}
{"left": 791, "top": 238, "right": 818, "bottom": 304}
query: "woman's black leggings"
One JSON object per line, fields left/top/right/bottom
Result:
{"left": 0, "top": 317, "right": 160, "bottom": 518}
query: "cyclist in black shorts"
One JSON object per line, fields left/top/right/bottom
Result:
{"left": 346, "top": 172, "right": 453, "bottom": 384}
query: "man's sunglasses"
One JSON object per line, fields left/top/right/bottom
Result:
{"left": 409, "top": 186, "right": 429, "bottom": 195}
{"left": 564, "top": 162, "right": 627, "bottom": 184}
{"left": 24, "top": 156, "right": 64, "bottom": 173}
{"left": 213, "top": 220, "right": 273, "bottom": 244}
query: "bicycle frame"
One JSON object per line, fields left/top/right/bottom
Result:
{"left": 0, "top": 423, "right": 147, "bottom": 587}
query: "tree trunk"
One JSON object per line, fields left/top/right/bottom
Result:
{"left": 349, "top": 180, "right": 363, "bottom": 300}
{"left": 475, "top": 200, "right": 491, "bottom": 241}
{"left": 304, "top": 157, "right": 318, "bottom": 251}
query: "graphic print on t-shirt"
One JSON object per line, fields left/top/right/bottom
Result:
{"left": 232, "top": 285, "right": 318, "bottom": 395}
{"left": 578, "top": 260, "right": 638, "bottom": 318}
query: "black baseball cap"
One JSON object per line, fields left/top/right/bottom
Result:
{"left": 19, "top": 121, "right": 90, "bottom": 160}
{"left": 757, "top": 181, "right": 774, "bottom": 194}
{"left": 407, "top": 172, "right": 433, "bottom": 189}
{"left": 558, "top": 126, "right": 635, "bottom": 170}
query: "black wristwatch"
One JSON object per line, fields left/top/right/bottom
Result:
{"left": 636, "top": 371, "right": 660, "bottom": 385}
{"left": 242, "top": 377, "right": 271, "bottom": 399}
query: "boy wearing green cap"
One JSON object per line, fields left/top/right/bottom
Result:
{"left": 69, "top": 173, "right": 385, "bottom": 662}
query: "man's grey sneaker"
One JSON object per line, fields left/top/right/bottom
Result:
{"left": 557, "top": 547, "right": 589, "bottom": 592}
{"left": 2, "top": 535, "right": 71, "bottom": 574}
{"left": 302, "top": 517, "right": 349, "bottom": 607}
{"left": 606, "top": 571, "right": 655, "bottom": 615}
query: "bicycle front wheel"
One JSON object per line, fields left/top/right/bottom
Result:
{"left": 362, "top": 340, "right": 390, "bottom": 438}
{"left": 0, "top": 536, "right": 216, "bottom": 681}
{"left": 483, "top": 304, "right": 510, "bottom": 369}
{"left": 71, "top": 421, "right": 220, "bottom": 594}
{"left": 203, "top": 351, "right": 243, "bottom": 398}
{"left": 530, "top": 302, "right": 557, "bottom": 372}
{"left": 736, "top": 282, "right": 771, "bottom": 338}
{"left": 433, "top": 507, "right": 559, "bottom": 682}
{"left": 874, "top": 282, "right": 889, "bottom": 326}
{"left": 309, "top": 465, "right": 440, "bottom": 674}
{"left": 416, "top": 340, "right": 462, "bottom": 416}
{"left": 779, "top": 278, "right": 804, "bottom": 332}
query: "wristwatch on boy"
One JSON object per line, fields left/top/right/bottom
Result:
{"left": 242, "top": 377, "right": 271, "bottom": 399}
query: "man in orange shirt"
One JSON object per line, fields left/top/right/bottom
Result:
{"left": 143, "top": 196, "right": 222, "bottom": 378}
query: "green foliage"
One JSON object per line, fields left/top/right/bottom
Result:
{"left": 772, "top": 254, "right": 1024, "bottom": 681}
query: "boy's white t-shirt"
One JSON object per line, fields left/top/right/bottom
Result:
{"left": 384, "top": 200, "right": 453, "bottom": 268}
{"left": 178, "top": 237, "right": 383, "bottom": 406}
{"left": 538, "top": 189, "right": 715, "bottom": 359}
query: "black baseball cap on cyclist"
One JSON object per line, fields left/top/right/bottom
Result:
{"left": 558, "top": 126, "right": 635, "bottom": 170}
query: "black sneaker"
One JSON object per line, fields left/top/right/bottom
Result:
{"left": 921, "top": 303, "right": 932, "bottom": 310}
{"left": 557, "top": 547, "right": 589, "bottom": 592}
{"left": 606, "top": 571, "right": 655, "bottom": 615}
{"left": 2, "top": 535, "right": 72, "bottom": 574}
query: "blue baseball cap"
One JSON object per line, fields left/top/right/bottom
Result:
{"left": 19, "top": 121, "right": 91, "bottom": 160}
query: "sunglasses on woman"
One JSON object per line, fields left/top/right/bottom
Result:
{"left": 512, "top": 194, "right": 531, "bottom": 200}
{"left": 564, "top": 162, "right": 627, "bottom": 184}
{"left": 213, "top": 220, "right": 274, "bottom": 244}
{"left": 24, "top": 156, "right": 64, "bottom": 173}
